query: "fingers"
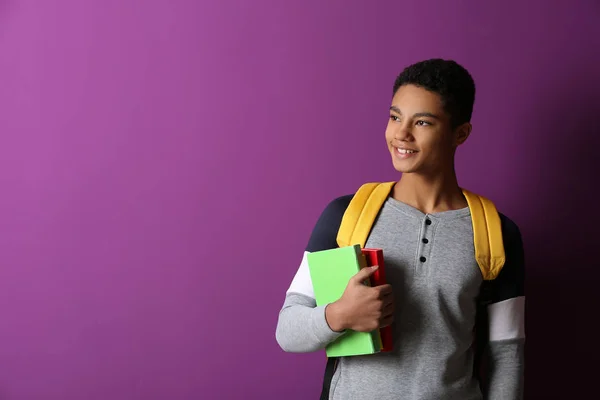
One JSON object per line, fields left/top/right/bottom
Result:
{"left": 381, "top": 294, "right": 395, "bottom": 323}
{"left": 376, "top": 284, "right": 394, "bottom": 298}
{"left": 383, "top": 298, "right": 395, "bottom": 313}
{"left": 351, "top": 265, "right": 378, "bottom": 284}
{"left": 380, "top": 313, "right": 394, "bottom": 328}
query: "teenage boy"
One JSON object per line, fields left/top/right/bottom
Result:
{"left": 275, "top": 59, "right": 525, "bottom": 400}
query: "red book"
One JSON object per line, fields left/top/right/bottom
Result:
{"left": 361, "top": 248, "right": 393, "bottom": 352}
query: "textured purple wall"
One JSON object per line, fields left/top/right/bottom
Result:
{"left": 0, "top": 1, "right": 598, "bottom": 399}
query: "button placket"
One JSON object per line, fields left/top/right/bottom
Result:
{"left": 416, "top": 216, "right": 434, "bottom": 272}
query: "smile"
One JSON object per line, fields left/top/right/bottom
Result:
{"left": 397, "top": 148, "right": 417, "bottom": 154}
{"left": 394, "top": 147, "right": 418, "bottom": 159}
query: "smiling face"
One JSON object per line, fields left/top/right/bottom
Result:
{"left": 385, "top": 84, "right": 471, "bottom": 176}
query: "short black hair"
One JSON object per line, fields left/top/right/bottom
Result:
{"left": 393, "top": 59, "right": 475, "bottom": 128}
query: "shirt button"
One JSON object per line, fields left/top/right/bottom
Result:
{"left": 422, "top": 238, "right": 429, "bottom": 244}
{"left": 425, "top": 219, "right": 432, "bottom": 225}
{"left": 420, "top": 256, "right": 427, "bottom": 262}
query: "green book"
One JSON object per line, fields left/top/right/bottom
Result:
{"left": 306, "top": 244, "right": 382, "bottom": 357}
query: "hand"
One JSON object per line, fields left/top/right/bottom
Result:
{"left": 325, "top": 266, "right": 394, "bottom": 332}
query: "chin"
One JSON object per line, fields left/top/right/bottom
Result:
{"left": 390, "top": 154, "right": 418, "bottom": 174}
{"left": 391, "top": 160, "right": 418, "bottom": 174}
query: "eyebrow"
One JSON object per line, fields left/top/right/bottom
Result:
{"left": 389, "top": 106, "right": 441, "bottom": 120}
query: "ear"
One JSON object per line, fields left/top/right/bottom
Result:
{"left": 454, "top": 122, "right": 472, "bottom": 145}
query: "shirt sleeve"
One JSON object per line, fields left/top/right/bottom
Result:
{"left": 480, "top": 214, "right": 526, "bottom": 400}
{"left": 275, "top": 195, "right": 353, "bottom": 353}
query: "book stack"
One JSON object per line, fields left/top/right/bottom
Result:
{"left": 306, "top": 244, "right": 393, "bottom": 357}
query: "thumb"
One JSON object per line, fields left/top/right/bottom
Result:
{"left": 351, "top": 265, "right": 378, "bottom": 284}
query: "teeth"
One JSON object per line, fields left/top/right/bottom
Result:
{"left": 398, "top": 148, "right": 416, "bottom": 154}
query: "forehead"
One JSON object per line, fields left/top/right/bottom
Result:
{"left": 391, "top": 84, "right": 445, "bottom": 114}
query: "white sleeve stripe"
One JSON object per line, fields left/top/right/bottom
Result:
{"left": 286, "top": 251, "right": 315, "bottom": 299}
{"left": 488, "top": 296, "right": 525, "bottom": 341}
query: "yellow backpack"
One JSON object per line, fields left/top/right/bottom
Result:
{"left": 335, "top": 182, "right": 505, "bottom": 280}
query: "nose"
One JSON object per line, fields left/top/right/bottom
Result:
{"left": 394, "top": 123, "right": 413, "bottom": 142}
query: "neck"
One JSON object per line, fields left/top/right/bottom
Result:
{"left": 393, "top": 167, "right": 467, "bottom": 214}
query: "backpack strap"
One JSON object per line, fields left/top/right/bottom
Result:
{"left": 336, "top": 182, "right": 395, "bottom": 248}
{"left": 336, "top": 182, "right": 505, "bottom": 280}
{"left": 461, "top": 189, "right": 505, "bottom": 280}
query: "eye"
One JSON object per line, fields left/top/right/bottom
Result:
{"left": 416, "top": 120, "right": 431, "bottom": 126}
{"left": 390, "top": 115, "right": 400, "bottom": 122}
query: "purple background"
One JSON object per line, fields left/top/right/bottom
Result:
{"left": 1, "top": 1, "right": 599, "bottom": 399}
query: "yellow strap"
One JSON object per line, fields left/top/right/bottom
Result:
{"left": 461, "top": 189, "right": 505, "bottom": 280}
{"left": 337, "top": 182, "right": 505, "bottom": 280}
{"left": 336, "top": 182, "right": 395, "bottom": 248}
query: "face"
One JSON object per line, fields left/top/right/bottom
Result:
{"left": 385, "top": 84, "right": 471, "bottom": 176}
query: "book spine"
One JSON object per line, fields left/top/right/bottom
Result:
{"left": 362, "top": 248, "right": 393, "bottom": 353}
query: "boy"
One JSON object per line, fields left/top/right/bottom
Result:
{"left": 275, "top": 59, "right": 525, "bottom": 400}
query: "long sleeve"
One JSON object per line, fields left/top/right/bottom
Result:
{"left": 275, "top": 255, "right": 345, "bottom": 352}
{"left": 275, "top": 195, "right": 353, "bottom": 353}
{"left": 483, "top": 215, "right": 526, "bottom": 400}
